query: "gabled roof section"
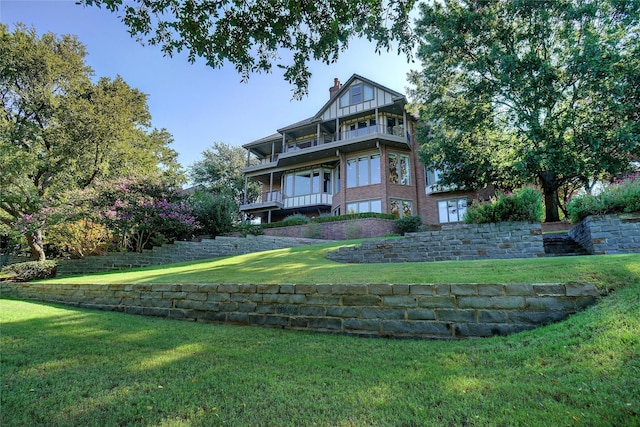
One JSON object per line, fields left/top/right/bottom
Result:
{"left": 313, "top": 73, "right": 407, "bottom": 120}
{"left": 277, "top": 116, "right": 319, "bottom": 133}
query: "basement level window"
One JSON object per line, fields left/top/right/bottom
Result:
{"left": 438, "top": 198, "right": 468, "bottom": 223}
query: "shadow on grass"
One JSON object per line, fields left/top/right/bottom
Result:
{"left": 2, "top": 283, "right": 639, "bottom": 426}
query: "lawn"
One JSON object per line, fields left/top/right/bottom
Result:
{"left": 1, "top": 281, "right": 639, "bottom": 426}
{"left": 42, "top": 240, "right": 640, "bottom": 290}
{"left": 2, "top": 241, "right": 640, "bottom": 425}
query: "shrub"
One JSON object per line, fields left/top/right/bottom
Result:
{"left": 394, "top": 215, "right": 423, "bottom": 235}
{"left": 47, "top": 219, "right": 111, "bottom": 259}
{"left": 567, "top": 175, "right": 640, "bottom": 223}
{"left": 311, "top": 212, "right": 396, "bottom": 223}
{"left": 191, "top": 192, "right": 236, "bottom": 237}
{"left": 464, "top": 187, "right": 544, "bottom": 224}
{"left": 1, "top": 260, "right": 57, "bottom": 282}
{"left": 281, "top": 214, "right": 310, "bottom": 226}
{"left": 235, "top": 223, "right": 264, "bottom": 237}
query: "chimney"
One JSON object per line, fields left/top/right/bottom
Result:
{"left": 329, "top": 78, "right": 342, "bottom": 99}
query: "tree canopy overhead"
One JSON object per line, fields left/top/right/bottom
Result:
{"left": 80, "top": 0, "right": 417, "bottom": 98}
{"left": 409, "top": 0, "right": 640, "bottom": 222}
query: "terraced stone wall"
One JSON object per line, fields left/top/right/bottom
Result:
{"left": 569, "top": 214, "right": 640, "bottom": 255}
{"left": 327, "top": 221, "right": 544, "bottom": 263}
{"left": 0, "top": 281, "right": 600, "bottom": 339}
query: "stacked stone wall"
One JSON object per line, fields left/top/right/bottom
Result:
{"left": 4, "top": 236, "right": 326, "bottom": 276}
{"left": 569, "top": 215, "right": 640, "bottom": 255}
{"left": 0, "top": 281, "right": 600, "bottom": 339}
{"left": 327, "top": 221, "right": 544, "bottom": 263}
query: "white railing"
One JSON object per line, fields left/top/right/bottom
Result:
{"left": 284, "top": 135, "right": 336, "bottom": 153}
{"left": 284, "top": 193, "right": 332, "bottom": 208}
{"left": 340, "top": 124, "right": 405, "bottom": 141}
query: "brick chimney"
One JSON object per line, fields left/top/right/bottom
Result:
{"left": 329, "top": 78, "right": 342, "bottom": 99}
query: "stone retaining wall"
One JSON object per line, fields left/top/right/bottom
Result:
{"left": 569, "top": 214, "right": 640, "bottom": 254}
{"left": 327, "top": 221, "right": 544, "bottom": 263}
{"left": 0, "top": 281, "right": 600, "bottom": 339}
{"left": 5, "top": 236, "right": 327, "bottom": 276}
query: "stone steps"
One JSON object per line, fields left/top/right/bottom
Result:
{"left": 543, "top": 234, "right": 590, "bottom": 257}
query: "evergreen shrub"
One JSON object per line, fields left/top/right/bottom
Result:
{"left": 464, "top": 187, "right": 543, "bottom": 224}
{"left": 1, "top": 260, "right": 57, "bottom": 282}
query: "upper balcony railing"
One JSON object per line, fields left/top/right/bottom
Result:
{"left": 285, "top": 135, "right": 336, "bottom": 153}
{"left": 340, "top": 124, "right": 405, "bottom": 141}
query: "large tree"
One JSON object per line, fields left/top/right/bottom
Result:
{"left": 0, "top": 24, "right": 183, "bottom": 260}
{"left": 409, "top": 0, "right": 640, "bottom": 222}
{"left": 189, "top": 142, "right": 260, "bottom": 209}
{"left": 81, "top": 0, "right": 416, "bottom": 98}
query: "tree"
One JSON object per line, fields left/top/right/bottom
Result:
{"left": 80, "top": 0, "right": 417, "bottom": 98}
{"left": 409, "top": 0, "right": 640, "bottom": 222}
{"left": 189, "top": 142, "right": 261, "bottom": 211}
{"left": 0, "top": 24, "right": 184, "bottom": 260}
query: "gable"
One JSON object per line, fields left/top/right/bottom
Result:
{"left": 316, "top": 74, "right": 406, "bottom": 122}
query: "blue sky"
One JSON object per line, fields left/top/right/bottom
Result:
{"left": 1, "top": 0, "right": 418, "bottom": 169}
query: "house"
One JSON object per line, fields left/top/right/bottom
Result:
{"left": 240, "top": 74, "right": 480, "bottom": 225}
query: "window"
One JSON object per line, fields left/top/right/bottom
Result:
{"left": 346, "top": 199, "right": 382, "bottom": 214}
{"left": 339, "top": 83, "right": 375, "bottom": 108}
{"left": 346, "top": 154, "right": 381, "bottom": 187}
{"left": 438, "top": 198, "right": 468, "bottom": 223}
{"left": 425, "top": 167, "right": 457, "bottom": 194}
{"left": 388, "top": 153, "right": 411, "bottom": 185}
{"left": 390, "top": 199, "right": 413, "bottom": 218}
{"left": 284, "top": 168, "right": 332, "bottom": 197}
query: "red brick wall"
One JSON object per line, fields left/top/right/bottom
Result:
{"left": 263, "top": 218, "right": 398, "bottom": 240}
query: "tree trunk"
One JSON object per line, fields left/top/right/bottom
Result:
{"left": 26, "top": 229, "right": 46, "bottom": 261}
{"left": 542, "top": 186, "right": 561, "bottom": 222}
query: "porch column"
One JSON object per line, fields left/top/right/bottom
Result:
{"left": 375, "top": 108, "right": 379, "bottom": 133}
{"left": 269, "top": 172, "right": 274, "bottom": 199}
{"left": 403, "top": 110, "right": 408, "bottom": 142}
{"left": 316, "top": 123, "right": 321, "bottom": 145}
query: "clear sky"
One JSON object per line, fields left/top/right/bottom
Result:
{"left": 1, "top": 0, "right": 418, "bottom": 170}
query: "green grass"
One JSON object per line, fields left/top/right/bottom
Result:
{"left": 2, "top": 282, "right": 639, "bottom": 426}
{"left": 42, "top": 240, "right": 640, "bottom": 290}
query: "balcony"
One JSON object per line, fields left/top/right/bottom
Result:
{"left": 284, "top": 135, "right": 336, "bottom": 153}
{"left": 277, "top": 125, "right": 409, "bottom": 167}
{"left": 239, "top": 191, "right": 283, "bottom": 212}
{"left": 240, "top": 191, "right": 332, "bottom": 213}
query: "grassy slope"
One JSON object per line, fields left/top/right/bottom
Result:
{"left": 4, "top": 242, "right": 639, "bottom": 425}
{"left": 42, "top": 240, "right": 640, "bottom": 289}
{"left": 1, "top": 283, "right": 639, "bottom": 426}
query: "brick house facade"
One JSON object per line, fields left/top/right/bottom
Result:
{"left": 240, "top": 74, "right": 482, "bottom": 225}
